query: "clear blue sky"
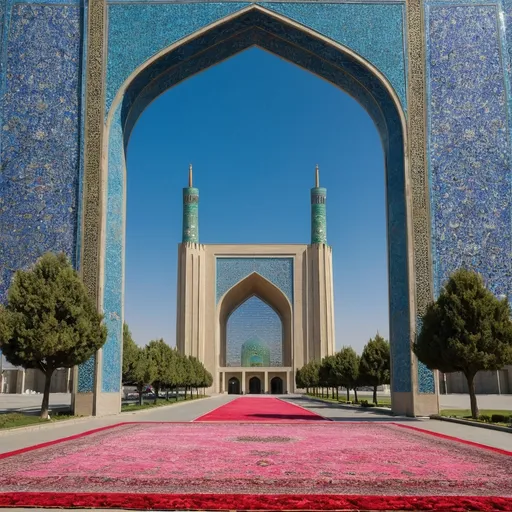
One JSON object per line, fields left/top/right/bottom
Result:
{"left": 125, "top": 47, "right": 388, "bottom": 355}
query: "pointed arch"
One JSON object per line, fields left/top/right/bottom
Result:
{"left": 218, "top": 272, "right": 292, "bottom": 367}
{"left": 80, "top": 0, "right": 439, "bottom": 415}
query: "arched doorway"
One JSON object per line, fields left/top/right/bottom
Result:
{"left": 77, "top": 3, "right": 439, "bottom": 417}
{"left": 271, "top": 377, "right": 283, "bottom": 394}
{"left": 249, "top": 376, "right": 262, "bottom": 394}
{"left": 228, "top": 377, "right": 240, "bottom": 395}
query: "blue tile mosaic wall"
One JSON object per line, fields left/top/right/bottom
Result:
{"left": 416, "top": 316, "right": 435, "bottom": 393}
{"left": 101, "top": 103, "right": 124, "bottom": 393}
{"left": 263, "top": 2, "right": 406, "bottom": 109}
{"left": 426, "top": 4, "right": 511, "bottom": 300}
{"left": 106, "top": 3, "right": 247, "bottom": 115}
{"left": 0, "top": 3, "right": 81, "bottom": 303}
{"left": 105, "top": 2, "right": 406, "bottom": 117}
{"left": 216, "top": 258, "right": 294, "bottom": 303}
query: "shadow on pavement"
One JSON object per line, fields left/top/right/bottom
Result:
{"left": 285, "top": 395, "right": 422, "bottom": 422}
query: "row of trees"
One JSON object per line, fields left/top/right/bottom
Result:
{"left": 1, "top": 253, "right": 511, "bottom": 420}
{"left": 296, "top": 334, "right": 390, "bottom": 405}
{"left": 123, "top": 325, "right": 212, "bottom": 404}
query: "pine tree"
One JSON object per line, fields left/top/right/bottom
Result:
{"left": 0, "top": 253, "right": 107, "bottom": 419}
{"left": 132, "top": 347, "right": 157, "bottom": 406}
{"left": 122, "top": 323, "right": 139, "bottom": 384}
{"left": 414, "top": 269, "right": 512, "bottom": 418}
{"left": 359, "top": 334, "right": 390, "bottom": 405}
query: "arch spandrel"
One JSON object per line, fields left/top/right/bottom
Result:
{"left": 218, "top": 272, "right": 292, "bottom": 368}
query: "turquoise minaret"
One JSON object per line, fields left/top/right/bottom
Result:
{"left": 182, "top": 164, "right": 199, "bottom": 243}
{"left": 311, "top": 165, "right": 327, "bottom": 244}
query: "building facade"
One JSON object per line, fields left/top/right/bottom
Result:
{"left": 4, "top": 0, "right": 512, "bottom": 415}
{"left": 176, "top": 168, "right": 336, "bottom": 393}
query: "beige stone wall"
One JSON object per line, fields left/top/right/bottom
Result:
{"left": 441, "top": 366, "right": 511, "bottom": 394}
{"left": 176, "top": 243, "right": 336, "bottom": 392}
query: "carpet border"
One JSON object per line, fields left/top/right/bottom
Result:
{"left": 0, "top": 423, "right": 127, "bottom": 460}
{"left": 393, "top": 423, "right": 512, "bottom": 456}
{"left": 0, "top": 492, "right": 511, "bottom": 511}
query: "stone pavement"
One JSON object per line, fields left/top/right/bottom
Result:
{"left": 2, "top": 391, "right": 512, "bottom": 412}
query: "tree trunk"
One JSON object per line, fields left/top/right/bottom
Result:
{"left": 165, "top": 389, "right": 169, "bottom": 401}
{"left": 336, "top": 387, "right": 339, "bottom": 400}
{"left": 373, "top": 385, "right": 378, "bottom": 405}
{"left": 331, "top": 388, "right": 335, "bottom": 399}
{"left": 139, "top": 387, "right": 143, "bottom": 406}
{"left": 466, "top": 372, "right": 479, "bottom": 419}
{"left": 346, "top": 387, "right": 350, "bottom": 401}
{"left": 40, "top": 369, "right": 55, "bottom": 419}
{"left": 353, "top": 387, "right": 358, "bottom": 403}
{"left": 154, "top": 385, "right": 159, "bottom": 404}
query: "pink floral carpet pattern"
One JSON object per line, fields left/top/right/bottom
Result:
{"left": 0, "top": 422, "right": 510, "bottom": 498}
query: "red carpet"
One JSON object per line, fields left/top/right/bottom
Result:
{"left": 194, "top": 397, "right": 328, "bottom": 422}
{"left": 0, "top": 421, "right": 510, "bottom": 510}
{"left": 0, "top": 492, "right": 510, "bottom": 511}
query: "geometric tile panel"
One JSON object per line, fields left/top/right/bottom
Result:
{"left": 216, "top": 258, "right": 293, "bottom": 304}
{"left": 226, "top": 296, "right": 283, "bottom": 367}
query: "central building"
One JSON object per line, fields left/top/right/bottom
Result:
{"left": 176, "top": 166, "right": 335, "bottom": 394}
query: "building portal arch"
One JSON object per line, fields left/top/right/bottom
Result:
{"left": 249, "top": 376, "right": 262, "bottom": 395}
{"left": 77, "top": 3, "right": 438, "bottom": 417}
{"left": 271, "top": 377, "right": 284, "bottom": 395}
{"left": 218, "top": 272, "right": 292, "bottom": 368}
{"left": 228, "top": 377, "right": 241, "bottom": 395}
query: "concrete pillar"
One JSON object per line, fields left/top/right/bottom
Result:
{"left": 15, "top": 369, "right": 25, "bottom": 394}
{"left": 265, "top": 371, "right": 269, "bottom": 394}
{"left": 222, "top": 372, "right": 226, "bottom": 393}
{"left": 0, "top": 372, "right": 4, "bottom": 393}
{"left": 286, "top": 371, "right": 291, "bottom": 394}
{"left": 241, "top": 370, "right": 246, "bottom": 394}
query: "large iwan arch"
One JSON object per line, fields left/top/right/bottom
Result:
{"left": 75, "top": 4, "right": 436, "bottom": 417}
{"left": 4, "top": 0, "right": 508, "bottom": 418}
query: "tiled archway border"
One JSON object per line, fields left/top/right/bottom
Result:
{"left": 79, "top": 0, "right": 435, "bottom": 415}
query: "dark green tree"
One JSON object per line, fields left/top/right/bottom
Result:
{"left": 147, "top": 339, "right": 174, "bottom": 403}
{"left": 122, "top": 323, "right": 139, "bottom": 384}
{"left": 359, "top": 333, "right": 390, "bottom": 405}
{"left": 0, "top": 253, "right": 107, "bottom": 419}
{"left": 414, "top": 269, "right": 512, "bottom": 418}
{"left": 180, "top": 355, "right": 194, "bottom": 399}
{"left": 295, "top": 367, "right": 305, "bottom": 391}
{"left": 320, "top": 355, "right": 339, "bottom": 399}
{"left": 336, "top": 347, "right": 359, "bottom": 401}
{"left": 303, "top": 360, "right": 320, "bottom": 394}
{"left": 132, "top": 347, "right": 157, "bottom": 406}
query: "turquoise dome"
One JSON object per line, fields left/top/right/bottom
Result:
{"left": 241, "top": 337, "right": 271, "bottom": 367}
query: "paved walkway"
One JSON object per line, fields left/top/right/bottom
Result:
{"left": 2, "top": 391, "right": 512, "bottom": 412}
